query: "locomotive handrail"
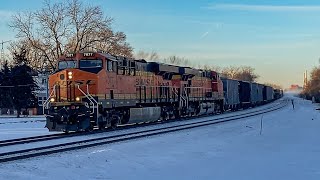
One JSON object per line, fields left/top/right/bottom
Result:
{"left": 184, "top": 87, "right": 212, "bottom": 90}
{"left": 76, "top": 84, "right": 96, "bottom": 113}
{"left": 43, "top": 85, "right": 57, "bottom": 114}
{"left": 85, "top": 86, "right": 99, "bottom": 108}
{"left": 77, "top": 84, "right": 99, "bottom": 126}
{"left": 86, "top": 85, "right": 98, "bottom": 104}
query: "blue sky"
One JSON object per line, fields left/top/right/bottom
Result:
{"left": 2, "top": 0, "right": 320, "bottom": 88}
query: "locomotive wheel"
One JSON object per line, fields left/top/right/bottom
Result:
{"left": 98, "top": 122, "right": 106, "bottom": 130}
{"left": 162, "top": 112, "right": 169, "bottom": 121}
{"left": 98, "top": 116, "right": 106, "bottom": 130}
{"left": 121, "top": 110, "right": 130, "bottom": 124}
{"left": 174, "top": 110, "right": 181, "bottom": 119}
{"left": 85, "top": 125, "right": 94, "bottom": 133}
{"left": 111, "top": 116, "right": 120, "bottom": 130}
{"left": 111, "top": 122, "right": 117, "bottom": 130}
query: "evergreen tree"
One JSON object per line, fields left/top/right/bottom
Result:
{"left": 11, "top": 64, "right": 38, "bottom": 117}
{"left": 0, "top": 61, "right": 14, "bottom": 110}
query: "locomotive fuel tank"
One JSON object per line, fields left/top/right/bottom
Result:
{"left": 128, "top": 107, "right": 161, "bottom": 124}
{"left": 198, "top": 103, "right": 215, "bottom": 115}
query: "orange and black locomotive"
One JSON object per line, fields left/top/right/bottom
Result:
{"left": 44, "top": 52, "right": 225, "bottom": 132}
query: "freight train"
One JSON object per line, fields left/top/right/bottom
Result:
{"left": 44, "top": 52, "right": 282, "bottom": 132}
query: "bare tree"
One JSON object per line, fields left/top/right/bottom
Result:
{"left": 264, "top": 83, "right": 282, "bottom": 89}
{"left": 9, "top": 0, "right": 133, "bottom": 71}
{"left": 302, "top": 67, "right": 320, "bottom": 100}
{"left": 235, "top": 66, "right": 259, "bottom": 82}
{"left": 164, "top": 55, "right": 190, "bottom": 67}
{"left": 197, "top": 64, "right": 221, "bottom": 72}
{"left": 221, "top": 66, "right": 259, "bottom": 82}
{"left": 221, "top": 66, "right": 240, "bottom": 79}
{"left": 135, "top": 50, "right": 159, "bottom": 61}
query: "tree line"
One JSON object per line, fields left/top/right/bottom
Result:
{"left": 0, "top": 49, "right": 38, "bottom": 117}
{"left": 301, "top": 67, "right": 320, "bottom": 101}
{"left": 9, "top": 0, "right": 133, "bottom": 72}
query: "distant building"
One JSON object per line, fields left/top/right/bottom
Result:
{"left": 288, "top": 84, "right": 303, "bottom": 91}
{"left": 290, "top": 84, "right": 302, "bottom": 90}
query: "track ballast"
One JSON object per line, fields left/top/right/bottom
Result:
{"left": 0, "top": 99, "right": 288, "bottom": 163}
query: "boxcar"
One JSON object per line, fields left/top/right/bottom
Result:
{"left": 263, "top": 86, "right": 274, "bottom": 102}
{"left": 239, "top": 81, "right": 251, "bottom": 108}
{"left": 274, "top": 89, "right": 283, "bottom": 99}
{"left": 250, "top": 83, "right": 264, "bottom": 106}
{"left": 222, "top": 78, "right": 240, "bottom": 110}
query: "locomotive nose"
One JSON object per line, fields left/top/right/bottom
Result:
{"left": 49, "top": 68, "right": 99, "bottom": 104}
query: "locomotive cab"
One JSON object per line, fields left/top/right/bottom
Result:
{"left": 44, "top": 53, "right": 109, "bottom": 132}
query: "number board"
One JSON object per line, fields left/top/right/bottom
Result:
{"left": 83, "top": 53, "right": 94, "bottom": 57}
{"left": 66, "top": 53, "right": 74, "bottom": 58}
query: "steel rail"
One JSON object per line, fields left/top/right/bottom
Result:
{"left": 0, "top": 100, "right": 288, "bottom": 163}
{"left": 0, "top": 99, "right": 286, "bottom": 147}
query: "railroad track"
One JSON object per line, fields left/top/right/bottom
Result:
{"left": 0, "top": 99, "right": 288, "bottom": 163}
{"left": 0, "top": 99, "right": 285, "bottom": 148}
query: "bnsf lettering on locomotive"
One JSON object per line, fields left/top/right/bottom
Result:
{"left": 136, "top": 78, "right": 151, "bottom": 86}
{"left": 83, "top": 53, "right": 93, "bottom": 57}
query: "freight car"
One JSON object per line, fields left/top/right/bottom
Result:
{"left": 273, "top": 89, "right": 283, "bottom": 99}
{"left": 44, "top": 52, "right": 225, "bottom": 132}
{"left": 221, "top": 78, "right": 240, "bottom": 111}
{"left": 250, "top": 83, "right": 264, "bottom": 106}
{"left": 238, "top": 81, "right": 251, "bottom": 109}
{"left": 263, "top": 86, "right": 274, "bottom": 103}
{"left": 221, "top": 78, "right": 282, "bottom": 110}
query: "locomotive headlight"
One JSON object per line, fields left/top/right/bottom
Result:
{"left": 76, "top": 97, "right": 80, "bottom": 101}
{"left": 50, "top": 98, "right": 55, "bottom": 102}
{"left": 68, "top": 71, "right": 73, "bottom": 79}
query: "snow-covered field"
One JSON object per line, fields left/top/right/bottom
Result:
{"left": 0, "top": 116, "right": 54, "bottom": 140}
{"left": 1, "top": 94, "right": 320, "bottom": 180}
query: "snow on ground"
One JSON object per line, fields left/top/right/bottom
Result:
{"left": 2, "top": 94, "right": 320, "bottom": 180}
{"left": 0, "top": 116, "right": 45, "bottom": 123}
{"left": 0, "top": 117, "right": 55, "bottom": 140}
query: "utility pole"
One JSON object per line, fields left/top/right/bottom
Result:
{"left": 303, "top": 70, "right": 308, "bottom": 90}
{"left": 1, "top": 40, "right": 11, "bottom": 67}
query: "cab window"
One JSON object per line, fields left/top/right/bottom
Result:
{"left": 79, "top": 60, "right": 102, "bottom": 68}
{"left": 107, "top": 60, "right": 113, "bottom": 71}
{"left": 58, "top": 60, "right": 77, "bottom": 70}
